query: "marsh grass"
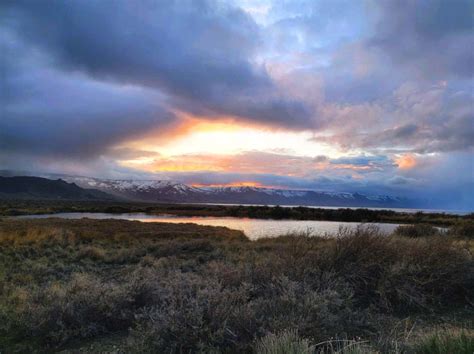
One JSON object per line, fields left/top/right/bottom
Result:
{"left": 414, "top": 329, "right": 474, "bottom": 354}
{"left": 2, "top": 199, "right": 472, "bottom": 226}
{"left": 394, "top": 224, "right": 442, "bottom": 238}
{"left": 255, "top": 330, "right": 314, "bottom": 354}
{"left": 448, "top": 220, "right": 474, "bottom": 239}
{"left": 0, "top": 218, "right": 472, "bottom": 352}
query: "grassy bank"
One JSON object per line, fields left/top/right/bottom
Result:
{"left": 0, "top": 218, "right": 472, "bottom": 353}
{"left": 1, "top": 199, "right": 472, "bottom": 226}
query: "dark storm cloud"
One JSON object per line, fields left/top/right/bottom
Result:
{"left": 3, "top": 0, "right": 311, "bottom": 128}
{"left": 0, "top": 29, "right": 176, "bottom": 159}
{"left": 0, "top": 21, "right": 180, "bottom": 162}
{"left": 387, "top": 176, "right": 417, "bottom": 186}
{"left": 0, "top": 79, "right": 175, "bottom": 159}
{"left": 371, "top": 0, "right": 474, "bottom": 79}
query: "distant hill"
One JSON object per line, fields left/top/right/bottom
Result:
{"left": 60, "top": 176, "right": 417, "bottom": 208}
{"left": 0, "top": 173, "right": 421, "bottom": 208}
{"left": 0, "top": 176, "right": 115, "bottom": 201}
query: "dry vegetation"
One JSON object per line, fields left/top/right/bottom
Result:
{"left": 1, "top": 199, "right": 472, "bottom": 226}
{"left": 0, "top": 218, "right": 472, "bottom": 353}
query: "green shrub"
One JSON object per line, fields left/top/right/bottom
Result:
{"left": 448, "top": 221, "right": 474, "bottom": 239}
{"left": 127, "top": 271, "right": 366, "bottom": 352}
{"left": 128, "top": 272, "right": 253, "bottom": 352}
{"left": 313, "top": 228, "right": 472, "bottom": 311}
{"left": 394, "top": 224, "right": 441, "bottom": 238}
{"left": 414, "top": 330, "right": 474, "bottom": 354}
{"left": 255, "top": 330, "right": 313, "bottom": 354}
{"left": 315, "top": 339, "right": 375, "bottom": 354}
{"left": 10, "top": 270, "right": 159, "bottom": 347}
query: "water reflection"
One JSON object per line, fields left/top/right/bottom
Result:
{"left": 16, "top": 212, "right": 402, "bottom": 239}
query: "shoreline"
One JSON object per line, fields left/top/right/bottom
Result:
{"left": 0, "top": 200, "right": 472, "bottom": 227}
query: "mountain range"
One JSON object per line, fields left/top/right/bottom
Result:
{"left": 57, "top": 175, "right": 415, "bottom": 208}
{"left": 0, "top": 173, "right": 418, "bottom": 208}
{"left": 0, "top": 176, "right": 113, "bottom": 201}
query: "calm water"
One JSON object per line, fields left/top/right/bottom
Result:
{"left": 15, "top": 212, "right": 402, "bottom": 239}
{"left": 193, "top": 203, "right": 470, "bottom": 215}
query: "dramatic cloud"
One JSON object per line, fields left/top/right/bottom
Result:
{"left": 316, "top": 82, "right": 474, "bottom": 154}
{"left": 4, "top": 0, "right": 311, "bottom": 128}
{"left": 0, "top": 26, "right": 177, "bottom": 160}
{"left": 1, "top": 0, "right": 472, "bottom": 209}
{"left": 1, "top": 68, "right": 175, "bottom": 158}
{"left": 371, "top": 0, "right": 473, "bottom": 78}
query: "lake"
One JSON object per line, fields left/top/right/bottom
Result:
{"left": 15, "top": 212, "right": 402, "bottom": 239}
{"left": 192, "top": 203, "right": 469, "bottom": 215}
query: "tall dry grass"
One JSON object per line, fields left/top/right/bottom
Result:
{"left": 0, "top": 218, "right": 472, "bottom": 352}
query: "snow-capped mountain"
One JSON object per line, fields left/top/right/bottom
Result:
{"left": 60, "top": 177, "right": 205, "bottom": 201}
{"left": 55, "top": 175, "right": 412, "bottom": 208}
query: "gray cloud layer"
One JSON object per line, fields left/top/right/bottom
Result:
{"left": 4, "top": 0, "right": 311, "bottom": 128}
{"left": 2, "top": 0, "right": 473, "bottom": 155}
{"left": 371, "top": 0, "right": 473, "bottom": 78}
{"left": 1, "top": 0, "right": 473, "bottom": 207}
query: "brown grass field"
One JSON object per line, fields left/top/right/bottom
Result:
{"left": 0, "top": 217, "right": 472, "bottom": 353}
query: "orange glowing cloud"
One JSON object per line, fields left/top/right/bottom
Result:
{"left": 122, "top": 151, "right": 329, "bottom": 177}
{"left": 122, "top": 111, "right": 340, "bottom": 159}
{"left": 191, "top": 181, "right": 267, "bottom": 188}
{"left": 122, "top": 154, "right": 226, "bottom": 173}
{"left": 396, "top": 154, "right": 417, "bottom": 169}
{"left": 119, "top": 149, "right": 394, "bottom": 181}
{"left": 135, "top": 111, "right": 270, "bottom": 147}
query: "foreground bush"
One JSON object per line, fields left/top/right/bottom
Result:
{"left": 448, "top": 221, "right": 474, "bottom": 239}
{"left": 254, "top": 331, "right": 374, "bottom": 354}
{"left": 254, "top": 330, "right": 313, "bottom": 354}
{"left": 9, "top": 271, "right": 159, "bottom": 346}
{"left": 414, "top": 330, "right": 474, "bottom": 354}
{"left": 128, "top": 273, "right": 364, "bottom": 352}
{"left": 0, "top": 219, "right": 472, "bottom": 352}
{"left": 394, "top": 223, "right": 441, "bottom": 238}
{"left": 325, "top": 228, "right": 472, "bottom": 310}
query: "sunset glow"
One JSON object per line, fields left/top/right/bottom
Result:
{"left": 191, "top": 181, "right": 267, "bottom": 188}
{"left": 126, "top": 119, "right": 340, "bottom": 158}
{"left": 396, "top": 154, "right": 417, "bottom": 170}
{"left": 2, "top": 0, "right": 472, "bottom": 210}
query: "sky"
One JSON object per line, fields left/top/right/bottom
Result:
{"left": 1, "top": 0, "right": 473, "bottom": 209}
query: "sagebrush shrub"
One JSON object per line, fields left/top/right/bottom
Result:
{"left": 0, "top": 219, "right": 472, "bottom": 352}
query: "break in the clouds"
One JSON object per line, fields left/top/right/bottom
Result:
{"left": 1, "top": 0, "right": 473, "bottom": 209}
